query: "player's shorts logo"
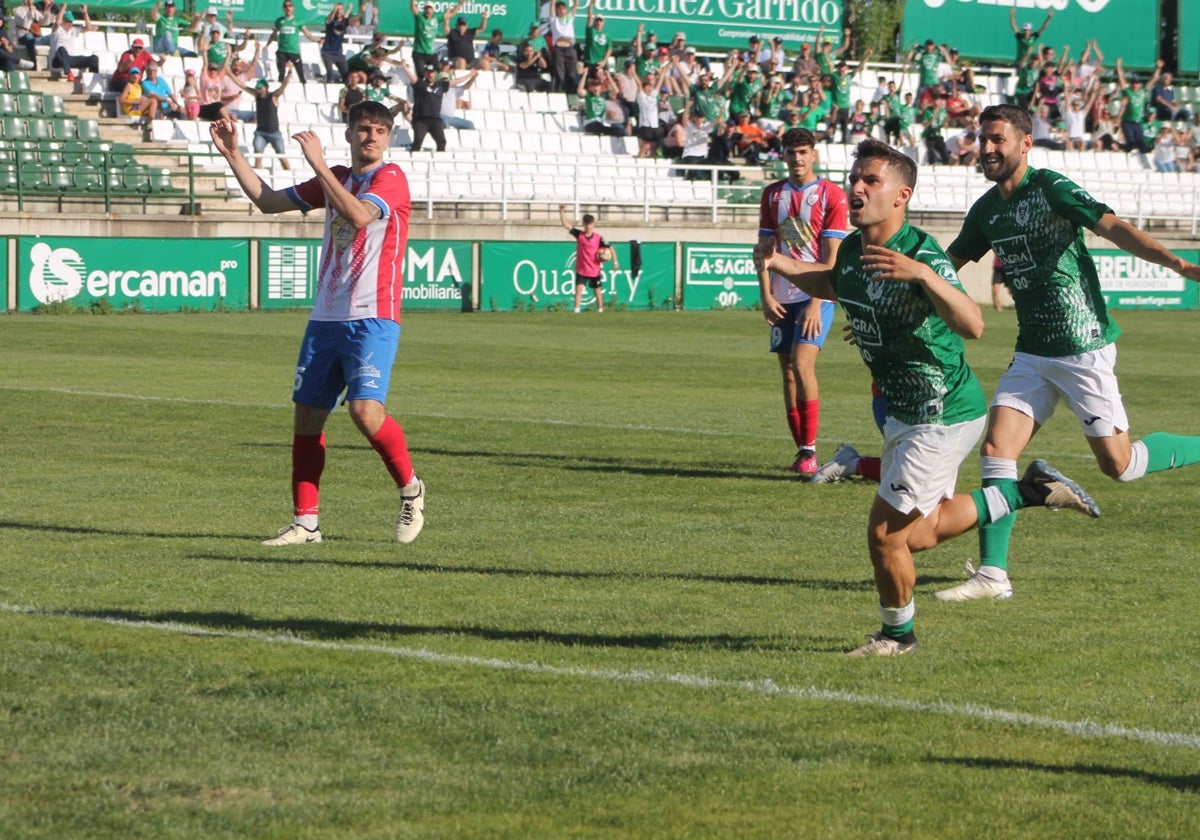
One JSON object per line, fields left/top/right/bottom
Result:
{"left": 28, "top": 242, "right": 86, "bottom": 304}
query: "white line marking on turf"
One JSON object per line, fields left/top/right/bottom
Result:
{"left": 0, "top": 385, "right": 763, "bottom": 438}
{"left": 4, "top": 601, "right": 1198, "bottom": 750}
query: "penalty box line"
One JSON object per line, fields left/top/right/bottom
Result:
{"left": 4, "top": 601, "right": 1199, "bottom": 751}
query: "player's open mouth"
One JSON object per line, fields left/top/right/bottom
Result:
{"left": 982, "top": 154, "right": 1002, "bottom": 169}
{"left": 849, "top": 197, "right": 865, "bottom": 210}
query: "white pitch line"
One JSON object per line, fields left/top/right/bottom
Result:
{"left": 4, "top": 601, "right": 1197, "bottom": 750}
{"left": 0, "top": 384, "right": 764, "bottom": 438}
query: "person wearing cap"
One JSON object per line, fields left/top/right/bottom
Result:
{"left": 267, "top": 0, "right": 307, "bottom": 85}
{"left": 908, "top": 38, "right": 950, "bottom": 108}
{"left": 227, "top": 67, "right": 293, "bottom": 170}
{"left": 118, "top": 66, "right": 159, "bottom": 123}
{"left": 395, "top": 57, "right": 452, "bottom": 151}
{"left": 547, "top": 0, "right": 581, "bottom": 92}
{"left": 828, "top": 47, "right": 873, "bottom": 143}
{"left": 199, "top": 24, "right": 230, "bottom": 74}
{"left": 180, "top": 67, "right": 201, "bottom": 118}
{"left": 109, "top": 36, "right": 158, "bottom": 92}
{"left": 727, "top": 55, "right": 764, "bottom": 120}
{"left": 815, "top": 25, "right": 851, "bottom": 77}
{"left": 757, "top": 73, "right": 787, "bottom": 132}
{"left": 190, "top": 7, "right": 230, "bottom": 44}
{"left": 792, "top": 39, "right": 819, "bottom": 80}
{"left": 438, "top": 64, "right": 479, "bottom": 130}
{"left": 582, "top": 0, "right": 610, "bottom": 70}
{"left": 48, "top": 4, "right": 98, "bottom": 82}
{"left": 302, "top": 3, "right": 357, "bottom": 84}
{"left": 140, "top": 61, "right": 182, "bottom": 119}
{"left": 151, "top": 1, "right": 192, "bottom": 58}
{"left": 1010, "top": 7, "right": 1052, "bottom": 66}
{"left": 443, "top": 1, "right": 487, "bottom": 70}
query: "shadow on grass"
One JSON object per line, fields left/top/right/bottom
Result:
{"left": 932, "top": 755, "right": 1200, "bottom": 794}
{"left": 187, "top": 550, "right": 882, "bottom": 591}
{"left": 53, "top": 604, "right": 846, "bottom": 652}
{"left": 243, "top": 441, "right": 811, "bottom": 482}
{"left": 0, "top": 520, "right": 261, "bottom": 541}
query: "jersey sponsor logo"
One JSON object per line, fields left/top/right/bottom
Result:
{"left": 992, "top": 234, "right": 1036, "bottom": 279}
{"left": 839, "top": 296, "right": 883, "bottom": 348}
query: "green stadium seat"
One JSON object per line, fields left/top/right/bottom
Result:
{"left": 15, "top": 92, "right": 40, "bottom": 115}
{"left": 38, "top": 143, "right": 63, "bottom": 166}
{"left": 7, "top": 71, "right": 30, "bottom": 92}
{"left": 86, "top": 142, "right": 111, "bottom": 166}
{"left": 78, "top": 119, "right": 102, "bottom": 142}
{"left": 61, "top": 140, "right": 87, "bottom": 165}
{"left": 13, "top": 140, "right": 37, "bottom": 165}
{"left": 2, "top": 115, "right": 26, "bottom": 139}
{"left": 52, "top": 117, "right": 77, "bottom": 140}
{"left": 0, "top": 162, "right": 17, "bottom": 190}
{"left": 41, "top": 95, "right": 65, "bottom": 116}
{"left": 123, "top": 164, "right": 150, "bottom": 192}
{"left": 44, "top": 163, "right": 73, "bottom": 192}
{"left": 72, "top": 162, "right": 102, "bottom": 191}
{"left": 25, "top": 118, "right": 52, "bottom": 141}
{"left": 149, "top": 167, "right": 180, "bottom": 192}
{"left": 0, "top": 93, "right": 15, "bottom": 114}
{"left": 110, "top": 143, "right": 136, "bottom": 166}
{"left": 18, "top": 162, "right": 46, "bottom": 190}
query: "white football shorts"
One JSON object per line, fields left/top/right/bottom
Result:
{"left": 992, "top": 344, "right": 1128, "bottom": 438}
{"left": 878, "top": 414, "right": 986, "bottom": 517}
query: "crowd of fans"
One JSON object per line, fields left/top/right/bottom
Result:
{"left": 5, "top": 0, "right": 1200, "bottom": 171}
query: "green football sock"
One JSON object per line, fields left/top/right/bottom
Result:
{"left": 976, "top": 478, "right": 1017, "bottom": 573}
{"left": 1142, "top": 432, "right": 1200, "bottom": 474}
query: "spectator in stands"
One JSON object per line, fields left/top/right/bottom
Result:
{"left": 399, "top": 60, "right": 451, "bottom": 151}
{"left": 228, "top": 69, "right": 293, "bottom": 170}
{"left": 1032, "top": 59, "right": 1065, "bottom": 121}
{"left": 577, "top": 69, "right": 624, "bottom": 136}
{"left": 792, "top": 40, "right": 819, "bottom": 81}
{"left": 921, "top": 92, "right": 951, "bottom": 164}
{"left": 758, "top": 74, "right": 787, "bottom": 132}
{"left": 197, "top": 51, "right": 242, "bottom": 122}
{"left": 479, "top": 29, "right": 512, "bottom": 72}
{"left": 198, "top": 24, "right": 230, "bottom": 74}
{"left": 689, "top": 70, "right": 722, "bottom": 122}
{"left": 726, "top": 56, "right": 764, "bottom": 119}
{"left": 337, "top": 69, "right": 367, "bottom": 121}
{"left": 1069, "top": 39, "right": 1103, "bottom": 91}
{"left": 635, "top": 74, "right": 664, "bottom": 157}
{"left": 151, "top": 1, "right": 191, "bottom": 58}
{"left": 1188, "top": 113, "right": 1200, "bottom": 163}
{"left": 48, "top": 5, "right": 98, "bottom": 82}
{"left": 1091, "top": 88, "right": 1123, "bottom": 151}
{"left": 909, "top": 39, "right": 951, "bottom": 108}
{"left": 268, "top": 1, "right": 307, "bottom": 86}
{"left": 118, "top": 66, "right": 158, "bottom": 124}
{"left": 190, "top": 8, "right": 231, "bottom": 49}
{"left": 513, "top": 42, "right": 549, "bottom": 92}
{"left": 633, "top": 25, "right": 661, "bottom": 80}
{"left": 302, "top": 3, "right": 355, "bottom": 84}
{"left": 731, "top": 111, "right": 776, "bottom": 164}
{"left": 547, "top": 0, "right": 581, "bottom": 93}
{"left": 1063, "top": 89, "right": 1097, "bottom": 151}
{"left": 846, "top": 99, "right": 869, "bottom": 144}
{"left": 181, "top": 68, "right": 201, "bottom": 119}
{"left": 1115, "top": 57, "right": 1158, "bottom": 154}
{"left": 1030, "top": 103, "right": 1066, "bottom": 150}
{"left": 1009, "top": 51, "right": 1039, "bottom": 111}
{"left": 1175, "top": 123, "right": 1194, "bottom": 172}
{"left": 108, "top": 37, "right": 157, "bottom": 93}
{"left": 13, "top": 0, "right": 49, "bottom": 69}
{"left": 1151, "top": 123, "right": 1178, "bottom": 172}
{"left": 409, "top": 1, "right": 441, "bottom": 77}
{"left": 665, "top": 49, "right": 701, "bottom": 95}
{"left": 364, "top": 70, "right": 405, "bottom": 117}
{"left": 1011, "top": 7, "right": 1053, "bottom": 66}
{"left": 815, "top": 26, "right": 851, "bottom": 77}
{"left": 884, "top": 90, "right": 915, "bottom": 147}
{"left": 762, "top": 36, "right": 786, "bottom": 76}
{"left": 581, "top": 2, "right": 610, "bottom": 71}
{"left": 795, "top": 88, "right": 830, "bottom": 142}
{"left": 439, "top": 61, "right": 478, "bottom": 130}
{"left": 828, "top": 50, "right": 873, "bottom": 143}
{"left": 611, "top": 58, "right": 638, "bottom": 121}
{"left": 140, "top": 61, "right": 182, "bottom": 119}
{"left": 347, "top": 39, "right": 398, "bottom": 79}
{"left": 445, "top": 5, "right": 487, "bottom": 70}
{"left": 1152, "top": 69, "right": 1189, "bottom": 123}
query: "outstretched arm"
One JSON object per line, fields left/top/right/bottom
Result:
{"left": 861, "top": 245, "right": 984, "bottom": 339}
{"left": 558, "top": 204, "right": 575, "bottom": 231}
{"left": 1037, "top": 9, "right": 1054, "bottom": 37}
{"left": 753, "top": 242, "right": 838, "bottom": 301}
{"left": 1093, "top": 214, "right": 1200, "bottom": 282}
{"left": 209, "top": 119, "right": 297, "bottom": 212}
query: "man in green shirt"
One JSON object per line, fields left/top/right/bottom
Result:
{"left": 1116, "top": 57, "right": 1160, "bottom": 154}
{"left": 909, "top": 39, "right": 950, "bottom": 107}
{"left": 1011, "top": 7, "right": 1053, "bottom": 66}
{"left": 828, "top": 49, "right": 872, "bottom": 143}
{"left": 757, "top": 138, "right": 1098, "bottom": 655}
{"left": 267, "top": 0, "right": 306, "bottom": 85}
{"left": 938, "top": 103, "right": 1200, "bottom": 602}
{"left": 409, "top": 0, "right": 442, "bottom": 76}
{"left": 582, "top": 0, "right": 610, "bottom": 69}
{"left": 727, "top": 61, "right": 763, "bottom": 117}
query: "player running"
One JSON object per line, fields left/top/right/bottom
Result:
{"left": 937, "top": 103, "right": 1200, "bottom": 602}
{"left": 210, "top": 100, "right": 426, "bottom": 545}
{"left": 757, "top": 127, "right": 848, "bottom": 476}
{"left": 756, "top": 139, "right": 1099, "bottom": 656}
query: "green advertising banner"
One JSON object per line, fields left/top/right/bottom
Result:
{"left": 1094, "top": 249, "right": 1200, "bottom": 310}
{"left": 901, "top": 0, "right": 1158, "bottom": 70}
{"left": 259, "top": 239, "right": 474, "bottom": 310}
{"left": 480, "top": 240, "right": 676, "bottom": 310}
{"left": 16, "top": 237, "right": 250, "bottom": 312}
{"left": 1181, "top": 0, "right": 1200, "bottom": 76}
{"left": 86, "top": 0, "right": 329, "bottom": 27}
{"left": 380, "top": 1, "right": 537, "bottom": 43}
{"left": 682, "top": 243, "right": 758, "bottom": 310}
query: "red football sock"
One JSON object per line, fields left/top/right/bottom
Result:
{"left": 786, "top": 407, "right": 803, "bottom": 447}
{"left": 369, "top": 415, "right": 415, "bottom": 488}
{"left": 798, "top": 399, "right": 820, "bottom": 451}
{"left": 858, "top": 456, "right": 882, "bottom": 482}
{"left": 292, "top": 432, "right": 326, "bottom": 517}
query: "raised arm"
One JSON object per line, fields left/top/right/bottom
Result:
{"left": 753, "top": 243, "right": 838, "bottom": 301}
{"left": 861, "top": 245, "right": 983, "bottom": 339}
{"left": 209, "top": 119, "right": 298, "bottom": 213}
{"left": 558, "top": 204, "right": 575, "bottom": 232}
{"left": 1036, "top": 9, "right": 1054, "bottom": 37}
{"left": 1093, "top": 214, "right": 1200, "bottom": 282}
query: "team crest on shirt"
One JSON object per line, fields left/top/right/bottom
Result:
{"left": 805, "top": 191, "right": 818, "bottom": 207}
{"left": 1015, "top": 199, "right": 1031, "bottom": 227}
{"left": 330, "top": 213, "right": 356, "bottom": 252}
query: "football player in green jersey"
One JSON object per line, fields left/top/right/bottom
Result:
{"left": 939, "top": 103, "right": 1200, "bottom": 603}
{"left": 756, "top": 139, "right": 1099, "bottom": 656}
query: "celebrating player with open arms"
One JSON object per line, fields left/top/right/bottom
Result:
{"left": 209, "top": 101, "right": 426, "bottom": 545}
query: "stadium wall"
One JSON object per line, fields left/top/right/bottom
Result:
{"left": 3, "top": 218, "right": 1194, "bottom": 312}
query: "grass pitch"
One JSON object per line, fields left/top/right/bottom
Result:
{"left": 2, "top": 309, "right": 1200, "bottom": 838}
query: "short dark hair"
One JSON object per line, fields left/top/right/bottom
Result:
{"left": 581, "top": 213, "right": 595, "bottom": 224}
{"left": 347, "top": 100, "right": 395, "bottom": 130}
{"left": 979, "top": 103, "right": 1033, "bottom": 136}
{"left": 780, "top": 127, "right": 816, "bottom": 149}
{"left": 853, "top": 138, "right": 917, "bottom": 188}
